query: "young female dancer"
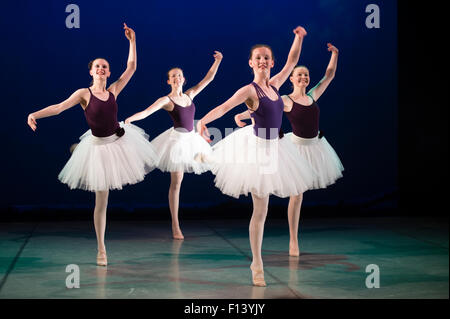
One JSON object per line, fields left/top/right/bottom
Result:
{"left": 27, "top": 24, "right": 158, "bottom": 266}
{"left": 125, "top": 51, "right": 223, "bottom": 240}
{"left": 196, "top": 27, "right": 314, "bottom": 286}
{"left": 235, "top": 43, "right": 344, "bottom": 257}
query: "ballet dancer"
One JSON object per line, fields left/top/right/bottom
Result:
{"left": 125, "top": 51, "right": 223, "bottom": 240}
{"left": 196, "top": 27, "right": 314, "bottom": 286}
{"left": 235, "top": 43, "right": 344, "bottom": 257}
{"left": 27, "top": 24, "right": 159, "bottom": 266}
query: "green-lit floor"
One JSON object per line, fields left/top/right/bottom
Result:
{"left": 0, "top": 217, "right": 448, "bottom": 299}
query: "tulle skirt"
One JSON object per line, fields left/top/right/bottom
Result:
{"left": 58, "top": 122, "right": 158, "bottom": 192}
{"left": 285, "top": 132, "right": 344, "bottom": 189}
{"left": 207, "top": 125, "right": 315, "bottom": 198}
{"left": 150, "top": 127, "right": 212, "bottom": 174}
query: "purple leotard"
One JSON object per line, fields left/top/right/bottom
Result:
{"left": 84, "top": 88, "right": 120, "bottom": 137}
{"left": 167, "top": 96, "right": 195, "bottom": 132}
{"left": 249, "top": 82, "right": 284, "bottom": 140}
{"left": 284, "top": 95, "right": 320, "bottom": 138}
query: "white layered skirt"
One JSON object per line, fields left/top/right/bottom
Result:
{"left": 150, "top": 127, "right": 212, "bottom": 174}
{"left": 285, "top": 132, "right": 344, "bottom": 189}
{"left": 206, "top": 125, "right": 315, "bottom": 199}
{"left": 58, "top": 122, "right": 158, "bottom": 192}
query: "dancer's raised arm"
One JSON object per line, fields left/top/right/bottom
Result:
{"left": 108, "top": 23, "right": 137, "bottom": 97}
{"left": 185, "top": 51, "right": 223, "bottom": 100}
{"left": 125, "top": 96, "right": 172, "bottom": 124}
{"left": 269, "top": 26, "right": 307, "bottom": 90}
{"left": 308, "top": 43, "right": 339, "bottom": 101}
{"left": 27, "top": 89, "right": 86, "bottom": 131}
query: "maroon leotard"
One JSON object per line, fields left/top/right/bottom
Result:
{"left": 284, "top": 94, "right": 320, "bottom": 138}
{"left": 84, "top": 88, "right": 120, "bottom": 137}
{"left": 167, "top": 95, "right": 196, "bottom": 132}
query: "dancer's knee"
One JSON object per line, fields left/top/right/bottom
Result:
{"left": 170, "top": 172, "right": 184, "bottom": 190}
{"left": 95, "top": 190, "right": 109, "bottom": 209}
{"left": 290, "top": 193, "right": 303, "bottom": 204}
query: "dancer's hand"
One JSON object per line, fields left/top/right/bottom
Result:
{"left": 234, "top": 114, "right": 247, "bottom": 127}
{"left": 27, "top": 114, "right": 37, "bottom": 131}
{"left": 125, "top": 117, "right": 132, "bottom": 124}
{"left": 327, "top": 43, "right": 339, "bottom": 54}
{"left": 197, "top": 120, "right": 212, "bottom": 143}
{"left": 123, "top": 23, "right": 135, "bottom": 42}
{"left": 213, "top": 51, "right": 223, "bottom": 61}
{"left": 293, "top": 26, "right": 307, "bottom": 38}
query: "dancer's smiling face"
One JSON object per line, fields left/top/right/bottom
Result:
{"left": 249, "top": 47, "right": 274, "bottom": 75}
{"left": 290, "top": 66, "right": 310, "bottom": 88}
{"left": 89, "top": 58, "right": 111, "bottom": 82}
{"left": 167, "top": 68, "right": 185, "bottom": 88}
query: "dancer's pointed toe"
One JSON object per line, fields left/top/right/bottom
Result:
{"left": 97, "top": 250, "right": 108, "bottom": 266}
{"left": 250, "top": 265, "right": 266, "bottom": 287}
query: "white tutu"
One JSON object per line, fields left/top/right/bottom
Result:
{"left": 58, "top": 122, "right": 158, "bottom": 192}
{"left": 206, "top": 125, "right": 315, "bottom": 199}
{"left": 150, "top": 127, "right": 212, "bottom": 174}
{"left": 285, "top": 132, "right": 344, "bottom": 189}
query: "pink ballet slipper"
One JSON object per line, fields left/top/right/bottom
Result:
{"left": 250, "top": 264, "right": 266, "bottom": 287}
{"left": 97, "top": 250, "right": 108, "bottom": 266}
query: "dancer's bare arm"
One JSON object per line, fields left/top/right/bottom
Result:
{"left": 27, "top": 89, "right": 87, "bottom": 131}
{"left": 308, "top": 43, "right": 339, "bottom": 101}
{"left": 185, "top": 51, "right": 223, "bottom": 100}
{"left": 269, "top": 26, "right": 307, "bottom": 90}
{"left": 234, "top": 109, "right": 252, "bottom": 127}
{"left": 197, "top": 85, "right": 254, "bottom": 141}
{"left": 125, "top": 96, "right": 172, "bottom": 124}
{"left": 108, "top": 23, "right": 137, "bottom": 97}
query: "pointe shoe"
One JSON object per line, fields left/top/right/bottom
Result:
{"left": 173, "top": 234, "right": 184, "bottom": 240}
{"left": 97, "top": 250, "right": 108, "bottom": 266}
{"left": 289, "top": 247, "right": 300, "bottom": 257}
{"left": 172, "top": 228, "right": 184, "bottom": 240}
{"left": 289, "top": 243, "right": 300, "bottom": 257}
{"left": 250, "top": 265, "right": 267, "bottom": 287}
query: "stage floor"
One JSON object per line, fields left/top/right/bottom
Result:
{"left": 0, "top": 217, "right": 448, "bottom": 299}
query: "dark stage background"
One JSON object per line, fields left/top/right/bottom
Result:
{"left": 0, "top": 0, "right": 420, "bottom": 219}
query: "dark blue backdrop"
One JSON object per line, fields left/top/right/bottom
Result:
{"left": 0, "top": 0, "right": 397, "bottom": 209}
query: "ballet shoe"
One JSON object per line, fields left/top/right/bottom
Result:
{"left": 250, "top": 265, "right": 266, "bottom": 287}
{"left": 97, "top": 250, "right": 108, "bottom": 266}
{"left": 289, "top": 243, "right": 300, "bottom": 257}
{"left": 172, "top": 228, "right": 184, "bottom": 240}
{"left": 173, "top": 234, "right": 184, "bottom": 240}
{"left": 289, "top": 248, "right": 300, "bottom": 257}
